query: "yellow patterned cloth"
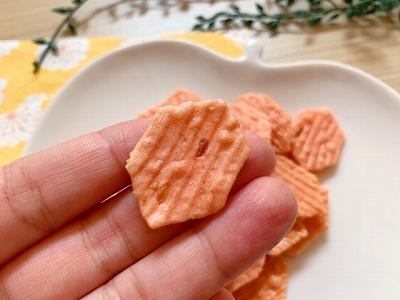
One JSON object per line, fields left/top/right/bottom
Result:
{"left": 0, "top": 33, "right": 247, "bottom": 166}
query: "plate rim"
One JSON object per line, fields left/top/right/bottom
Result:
{"left": 24, "top": 38, "right": 400, "bottom": 155}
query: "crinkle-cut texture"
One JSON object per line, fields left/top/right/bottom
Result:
{"left": 272, "top": 155, "right": 327, "bottom": 218}
{"left": 233, "top": 93, "right": 293, "bottom": 154}
{"left": 226, "top": 257, "right": 266, "bottom": 293}
{"left": 138, "top": 88, "right": 202, "bottom": 118}
{"left": 285, "top": 188, "right": 329, "bottom": 256}
{"left": 232, "top": 255, "right": 287, "bottom": 300}
{"left": 126, "top": 99, "right": 250, "bottom": 229}
{"left": 285, "top": 213, "right": 329, "bottom": 256}
{"left": 270, "top": 186, "right": 329, "bottom": 256}
{"left": 228, "top": 102, "right": 272, "bottom": 142}
{"left": 268, "top": 218, "right": 308, "bottom": 256}
{"left": 292, "top": 108, "right": 345, "bottom": 172}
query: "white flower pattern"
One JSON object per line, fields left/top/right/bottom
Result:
{"left": 35, "top": 38, "right": 90, "bottom": 71}
{"left": 0, "top": 41, "right": 20, "bottom": 57}
{"left": 225, "top": 29, "right": 255, "bottom": 45}
{"left": 0, "top": 94, "right": 47, "bottom": 147}
{"left": 0, "top": 78, "right": 7, "bottom": 105}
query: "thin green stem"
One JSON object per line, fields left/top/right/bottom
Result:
{"left": 193, "top": 0, "right": 400, "bottom": 32}
{"left": 33, "top": 0, "right": 89, "bottom": 74}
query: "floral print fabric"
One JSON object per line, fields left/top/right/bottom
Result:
{"left": 0, "top": 32, "right": 249, "bottom": 166}
{"left": 0, "top": 37, "right": 122, "bottom": 165}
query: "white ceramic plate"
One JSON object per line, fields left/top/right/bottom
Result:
{"left": 25, "top": 39, "right": 400, "bottom": 299}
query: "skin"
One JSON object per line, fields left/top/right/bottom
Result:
{"left": 0, "top": 118, "right": 297, "bottom": 299}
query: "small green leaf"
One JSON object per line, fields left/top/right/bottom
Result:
{"left": 223, "top": 18, "right": 234, "bottom": 25}
{"left": 193, "top": 24, "right": 203, "bottom": 31}
{"left": 376, "top": 0, "right": 391, "bottom": 12}
{"left": 33, "top": 61, "right": 40, "bottom": 74}
{"left": 208, "top": 21, "right": 216, "bottom": 30}
{"left": 48, "top": 42, "right": 59, "bottom": 54}
{"left": 346, "top": 6, "right": 356, "bottom": 18}
{"left": 307, "top": 0, "right": 322, "bottom": 7}
{"left": 231, "top": 5, "right": 240, "bottom": 14}
{"left": 68, "top": 22, "right": 77, "bottom": 35}
{"left": 275, "top": 0, "right": 295, "bottom": 5}
{"left": 308, "top": 17, "right": 321, "bottom": 25}
{"left": 328, "top": 13, "right": 340, "bottom": 21}
{"left": 255, "top": 3, "right": 265, "bottom": 14}
{"left": 306, "top": 7, "right": 326, "bottom": 24}
{"left": 293, "top": 10, "right": 309, "bottom": 18}
{"left": 33, "top": 38, "right": 47, "bottom": 45}
{"left": 242, "top": 19, "right": 253, "bottom": 27}
{"left": 52, "top": 7, "right": 74, "bottom": 15}
{"left": 267, "top": 21, "right": 279, "bottom": 31}
{"left": 312, "top": 7, "right": 329, "bottom": 15}
{"left": 196, "top": 16, "right": 206, "bottom": 22}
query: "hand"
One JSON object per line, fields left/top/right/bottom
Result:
{"left": 0, "top": 118, "right": 296, "bottom": 300}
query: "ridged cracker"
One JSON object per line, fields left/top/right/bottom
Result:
{"left": 232, "top": 255, "right": 287, "bottom": 300}
{"left": 229, "top": 102, "right": 272, "bottom": 142}
{"left": 272, "top": 155, "right": 327, "bottom": 218}
{"left": 292, "top": 108, "right": 345, "bottom": 172}
{"left": 226, "top": 257, "right": 266, "bottom": 293}
{"left": 126, "top": 99, "right": 250, "bottom": 229}
{"left": 233, "top": 93, "right": 293, "bottom": 154}
{"left": 138, "top": 88, "right": 202, "bottom": 118}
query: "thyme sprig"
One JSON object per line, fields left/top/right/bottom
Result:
{"left": 33, "top": 0, "right": 88, "bottom": 73}
{"left": 193, "top": 0, "right": 400, "bottom": 32}
{"left": 32, "top": 0, "right": 400, "bottom": 73}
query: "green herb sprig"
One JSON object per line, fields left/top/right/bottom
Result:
{"left": 32, "top": 0, "right": 400, "bottom": 73}
{"left": 193, "top": 0, "right": 400, "bottom": 32}
{"left": 33, "top": 0, "right": 88, "bottom": 73}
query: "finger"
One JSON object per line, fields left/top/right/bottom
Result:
{"left": 230, "top": 133, "right": 275, "bottom": 194}
{"left": 0, "top": 118, "right": 150, "bottom": 265}
{"left": 0, "top": 188, "right": 189, "bottom": 299}
{"left": 208, "top": 289, "right": 234, "bottom": 300}
{"left": 0, "top": 136, "right": 275, "bottom": 299}
{"left": 0, "top": 121, "right": 273, "bottom": 267}
{"left": 83, "top": 177, "right": 297, "bottom": 300}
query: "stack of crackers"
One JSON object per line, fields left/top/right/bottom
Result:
{"left": 126, "top": 89, "right": 345, "bottom": 299}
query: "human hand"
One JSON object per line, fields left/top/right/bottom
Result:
{"left": 0, "top": 118, "right": 296, "bottom": 299}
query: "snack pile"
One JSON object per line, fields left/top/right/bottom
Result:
{"left": 126, "top": 88, "right": 345, "bottom": 299}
